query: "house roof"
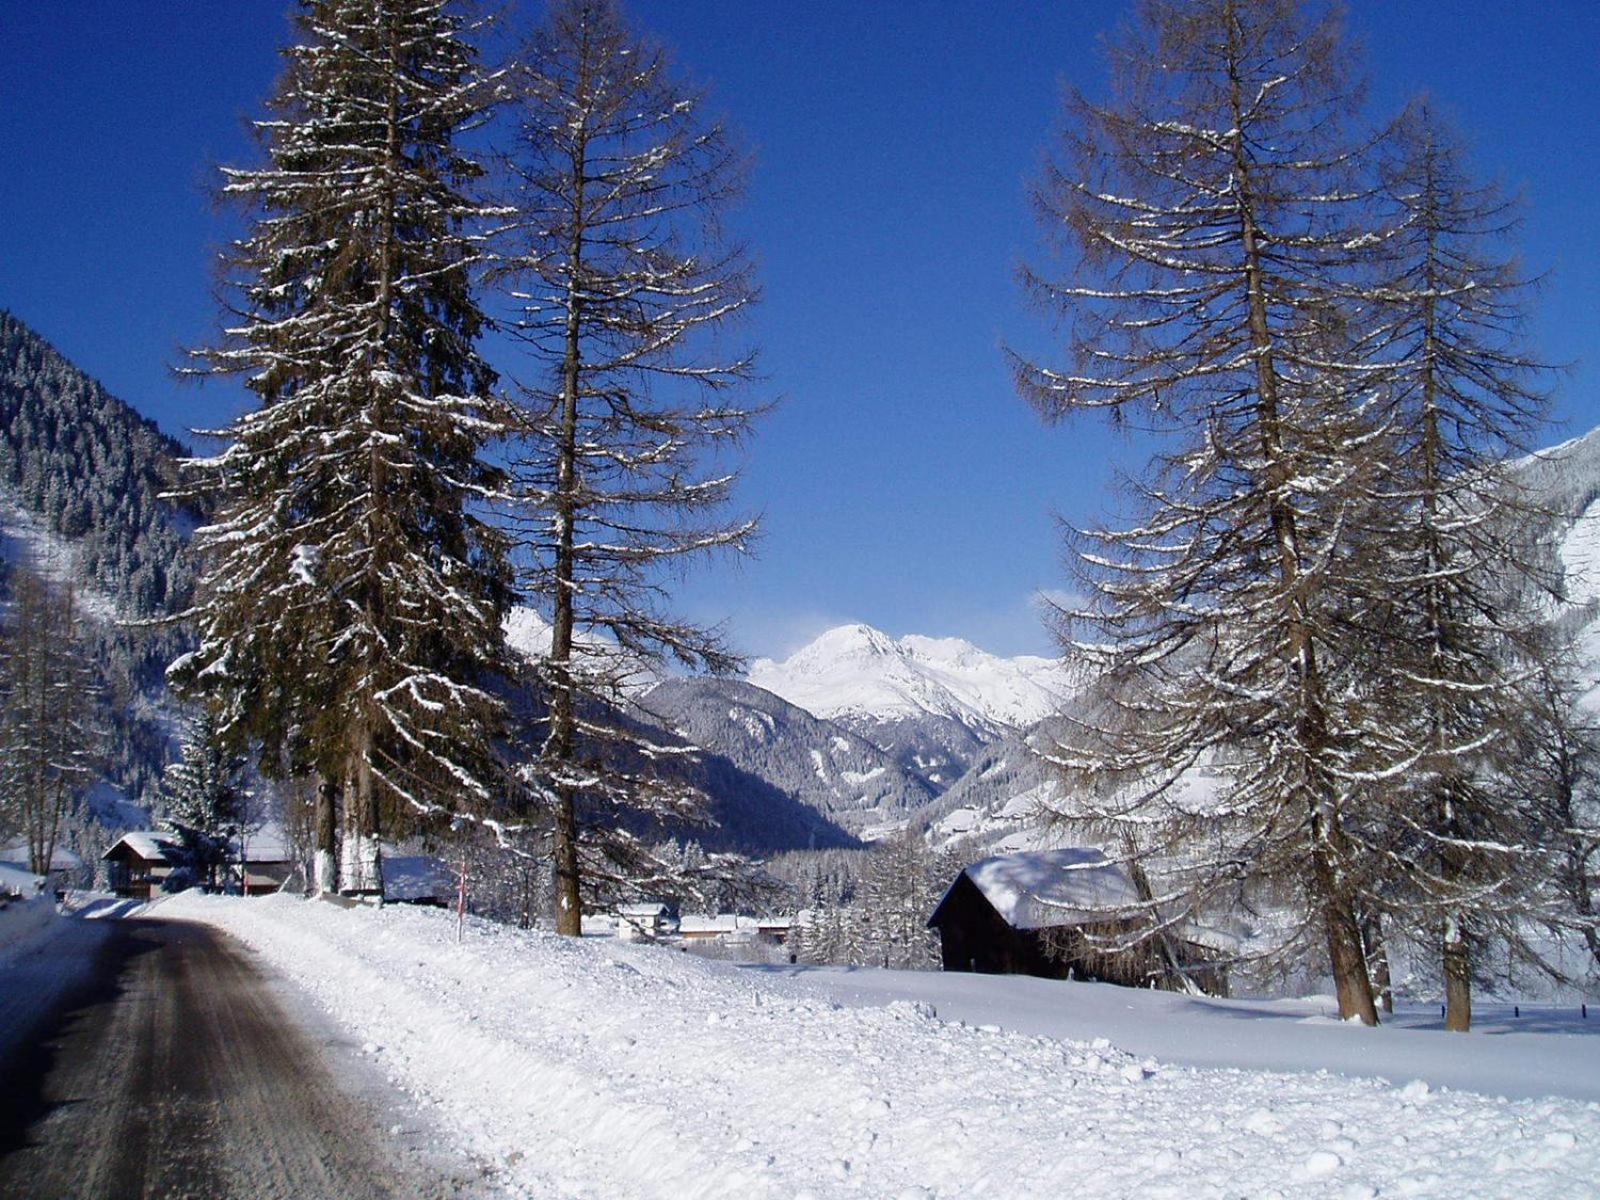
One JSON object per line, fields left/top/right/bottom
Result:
{"left": 617, "top": 902, "right": 668, "bottom": 918}
{"left": 103, "top": 831, "right": 183, "bottom": 864}
{"left": 947, "top": 848, "right": 1142, "bottom": 931}
{"left": 0, "top": 841, "right": 83, "bottom": 870}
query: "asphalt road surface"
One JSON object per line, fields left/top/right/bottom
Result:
{"left": 0, "top": 915, "right": 489, "bottom": 1200}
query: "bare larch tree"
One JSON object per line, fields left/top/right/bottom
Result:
{"left": 1360, "top": 101, "right": 1557, "bottom": 1030}
{"left": 498, "top": 0, "right": 760, "bottom": 934}
{"left": 1010, "top": 0, "right": 1393, "bottom": 1022}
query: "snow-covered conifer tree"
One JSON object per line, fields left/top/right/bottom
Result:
{"left": 1010, "top": 0, "right": 1394, "bottom": 1023}
{"left": 497, "top": 0, "right": 760, "bottom": 933}
{"left": 160, "top": 706, "right": 247, "bottom": 889}
{"left": 173, "top": 0, "right": 512, "bottom": 895}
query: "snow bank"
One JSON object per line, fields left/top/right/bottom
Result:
{"left": 0, "top": 892, "right": 59, "bottom": 962}
{"left": 166, "top": 894, "right": 1600, "bottom": 1199}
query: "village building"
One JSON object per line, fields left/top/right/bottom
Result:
{"left": 230, "top": 826, "right": 296, "bottom": 895}
{"left": 928, "top": 847, "right": 1227, "bottom": 992}
{"left": 677, "top": 913, "right": 758, "bottom": 944}
{"left": 0, "top": 841, "right": 83, "bottom": 894}
{"left": 102, "top": 831, "right": 186, "bottom": 899}
{"left": 613, "top": 902, "right": 670, "bottom": 941}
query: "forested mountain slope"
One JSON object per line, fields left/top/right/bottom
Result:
{"left": 0, "top": 311, "right": 202, "bottom": 822}
{"left": 0, "top": 311, "right": 197, "bottom": 620}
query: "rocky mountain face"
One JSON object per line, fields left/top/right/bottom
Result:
{"left": 641, "top": 677, "right": 936, "bottom": 837}
{"left": 621, "top": 623, "right": 1096, "bottom": 848}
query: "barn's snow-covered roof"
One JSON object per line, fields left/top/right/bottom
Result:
{"left": 957, "top": 848, "right": 1141, "bottom": 930}
{"left": 103, "top": 831, "right": 183, "bottom": 863}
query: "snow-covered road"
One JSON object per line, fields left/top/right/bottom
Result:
{"left": 0, "top": 914, "right": 489, "bottom": 1198}
{"left": 166, "top": 893, "right": 1600, "bottom": 1199}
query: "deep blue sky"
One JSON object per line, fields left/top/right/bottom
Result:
{"left": 3, "top": 2, "right": 1596, "bottom": 658}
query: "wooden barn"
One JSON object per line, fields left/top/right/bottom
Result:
{"left": 928, "top": 848, "right": 1168, "bottom": 988}
{"left": 102, "top": 831, "right": 186, "bottom": 899}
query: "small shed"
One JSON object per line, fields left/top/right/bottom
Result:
{"left": 102, "top": 832, "right": 186, "bottom": 899}
{"left": 928, "top": 848, "right": 1160, "bottom": 986}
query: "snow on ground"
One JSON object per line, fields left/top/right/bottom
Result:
{"left": 164, "top": 893, "right": 1600, "bottom": 1200}
{"left": 761, "top": 964, "right": 1600, "bottom": 1105}
{"left": 0, "top": 881, "right": 57, "bottom": 961}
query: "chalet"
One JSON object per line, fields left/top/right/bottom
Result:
{"left": 929, "top": 847, "right": 1177, "bottom": 987}
{"left": 102, "top": 831, "right": 186, "bottom": 899}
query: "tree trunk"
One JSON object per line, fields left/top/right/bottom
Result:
{"left": 1363, "top": 913, "right": 1395, "bottom": 1014}
{"left": 1443, "top": 919, "right": 1472, "bottom": 1031}
{"left": 547, "top": 89, "right": 591, "bottom": 937}
{"left": 314, "top": 774, "right": 338, "bottom": 895}
{"left": 1318, "top": 862, "right": 1380, "bottom": 1024}
{"left": 339, "top": 729, "right": 383, "bottom": 897}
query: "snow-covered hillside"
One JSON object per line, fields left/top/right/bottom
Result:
{"left": 170, "top": 893, "right": 1600, "bottom": 1199}
{"left": 750, "top": 623, "right": 1076, "bottom": 730}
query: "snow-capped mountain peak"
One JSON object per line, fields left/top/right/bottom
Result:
{"left": 748, "top": 622, "right": 1077, "bottom": 731}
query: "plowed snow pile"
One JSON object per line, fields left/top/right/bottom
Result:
{"left": 166, "top": 893, "right": 1600, "bottom": 1199}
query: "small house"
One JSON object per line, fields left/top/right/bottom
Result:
{"left": 614, "top": 902, "right": 670, "bottom": 941}
{"left": 928, "top": 847, "right": 1165, "bottom": 986}
{"left": 678, "top": 913, "right": 758, "bottom": 944}
{"left": 231, "top": 826, "right": 296, "bottom": 895}
{"left": 102, "top": 831, "right": 186, "bottom": 899}
{"left": 754, "top": 915, "right": 793, "bottom": 946}
{"left": 0, "top": 841, "right": 83, "bottom": 893}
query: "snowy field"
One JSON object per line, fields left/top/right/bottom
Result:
{"left": 158, "top": 894, "right": 1600, "bottom": 1199}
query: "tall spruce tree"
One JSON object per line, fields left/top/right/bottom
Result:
{"left": 1010, "top": 0, "right": 1392, "bottom": 1022}
{"left": 173, "top": 0, "right": 512, "bottom": 895}
{"left": 1360, "top": 102, "right": 1556, "bottom": 1030}
{"left": 498, "top": 0, "right": 760, "bottom": 934}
